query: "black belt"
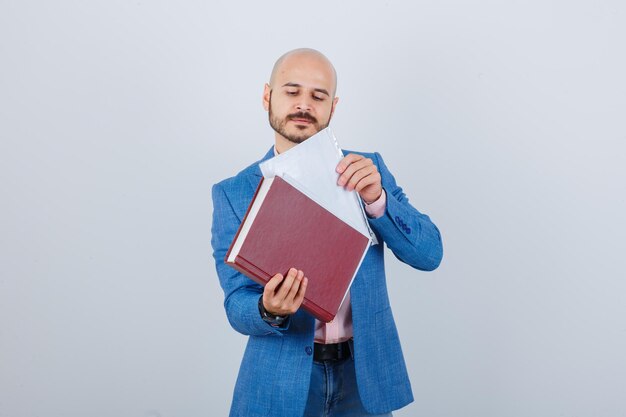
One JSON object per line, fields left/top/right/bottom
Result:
{"left": 313, "top": 340, "right": 352, "bottom": 362}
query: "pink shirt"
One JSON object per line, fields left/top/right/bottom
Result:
{"left": 272, "top": 147, "right": 386, "bottom": 344}
{"left": 314, "top": 191, "right": 386, "bottom": 343}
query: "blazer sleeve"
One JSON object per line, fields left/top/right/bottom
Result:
{"left": 366, "top": 152, "right": 443, "bottom": 271}
{"left": 211, "top": 182, "right": 290, "bottom": 337}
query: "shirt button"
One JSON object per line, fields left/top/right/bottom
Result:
{"left": 305, "top": 346, "right": 313, "bottom": 356}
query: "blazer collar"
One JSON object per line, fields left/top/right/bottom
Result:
{"left": 251, "top": 145, "right": 276, "bottom": 177}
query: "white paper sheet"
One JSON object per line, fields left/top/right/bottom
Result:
{"left": 259, "top": 128, "right": 378, "bottom": 245}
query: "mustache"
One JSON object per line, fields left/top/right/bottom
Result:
{"left": 287, "top": 112, "right": 317, "bottom": 124}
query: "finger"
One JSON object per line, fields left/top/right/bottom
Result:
{"left": 346, "top": 164, "right": 377, "bottom": 191}
{"left": 338, "top": 157, "right": 370, "bottom": 185}
{"left": 265, "top": 273, "right": 284, "bottom": 293}
{"left": 354, "top": 171, "right": 381, "bottom": 193}
{"left": 263, "top": 274, "right": 285, "bottom": 314}
{"left": 285, "top": 270, "right": 304, "bottom": 302}
{"left": 338, "top": 158, "right": 374, "bottom": 188}
{"left": 275, "top": 268, "right": 298, "bottom": 301}
{"left": 292, "top": 277, "right": 308, "bottom": 309}
{"left": 336, "top": 153, "right": 364, "bottom": 174}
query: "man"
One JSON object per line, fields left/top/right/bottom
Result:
{"left": 211, "top": 48, "right": 443, "bottom": 417}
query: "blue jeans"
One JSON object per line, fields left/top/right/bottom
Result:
{"left": 303, "top": 354, "right": 393, "bottom": 417}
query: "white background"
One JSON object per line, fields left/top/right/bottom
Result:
{"left": 1, "top": 1, "right": 625, "bottom": 416}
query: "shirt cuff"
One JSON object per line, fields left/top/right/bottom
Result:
{"left": 364, "top": 189, "right": 386, "bottom": 219}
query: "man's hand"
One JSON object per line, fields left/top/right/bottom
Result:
{"left": 336, "top": 154, "right": 383, "bottom": 204}
{"left": 262, "top": 268, "right": 308, "bottom": 316}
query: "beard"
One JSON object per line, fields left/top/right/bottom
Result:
{"left": 268, "top": 93, "right": 332, "bottom": 144}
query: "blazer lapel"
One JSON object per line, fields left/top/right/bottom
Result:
{"left": 245, "top": 146, "right": 275, "bottom": 191}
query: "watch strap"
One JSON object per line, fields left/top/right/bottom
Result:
{"left": 258, "top": 296, "right": 288, "bottom": 327}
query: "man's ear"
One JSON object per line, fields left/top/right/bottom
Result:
{"left": 262, "top": 83, "right": 271, "bottom": 111}
{"left": 329, "top": 96, "right": 339, "bottom": 119}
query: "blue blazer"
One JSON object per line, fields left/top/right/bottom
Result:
{"left": 211, "top": 146, "right": 443, "bottom": 416}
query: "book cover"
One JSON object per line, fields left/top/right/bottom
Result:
{"left": 225, "top": 175, "right": 371, "bottom": 322}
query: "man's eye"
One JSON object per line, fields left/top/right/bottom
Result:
{"left": 313, "top": 95, "right": 324, "bottom": 101}
{"left": 286, "top": 91, "right": 298, "bottom": 96}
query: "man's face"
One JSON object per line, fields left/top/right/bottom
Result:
{"left": 263, "top": 54, "right": 338, "bottom": 144}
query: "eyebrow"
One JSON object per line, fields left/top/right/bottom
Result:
{"left": 282, "top": 82, "right": 330, "bottom": 96}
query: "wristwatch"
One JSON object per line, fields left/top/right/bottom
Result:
{"left": 258, "top": 296, "right": 288, "bottom": 327}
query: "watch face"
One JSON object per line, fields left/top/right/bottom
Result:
{"left": 262, "top": 311, "right": 286, "bottom": 326}
{"left": 263, "top": 312, "right": 283, "bottom": 323}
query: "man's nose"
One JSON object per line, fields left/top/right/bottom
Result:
{"left": 295, "top": 98, "right": 312, "bottom": 112}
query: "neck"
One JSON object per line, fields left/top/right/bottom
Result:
{"left": 274, "top": 134, "right": 298, "bottom": 154}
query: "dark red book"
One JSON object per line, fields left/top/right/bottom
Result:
{"left": 225, "top": 175, "right": 371, "bottom": 322}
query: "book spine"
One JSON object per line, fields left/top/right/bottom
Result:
{"left": 233, "top": 255, "right": 272, "bottom": 285}
{"left": 301, "top": 299, "right": 334, "bottom": 323}
{"left": 233, "top": 256, "right": 335, "bottom": 323}
{"left": 225, "top": 260, "right": 269, "bottom": 289}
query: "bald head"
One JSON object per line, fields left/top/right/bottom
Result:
{"left": 263, "top": 48, "right": 340, "bottom": 152}
{"left": 269, "top": 48, "right": 337, "bottom": 97}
